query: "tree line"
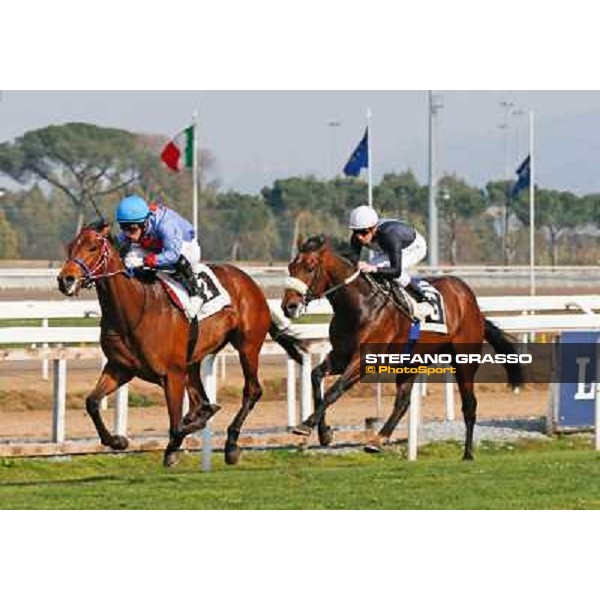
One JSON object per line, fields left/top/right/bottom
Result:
{"left": 0, "top": 122, "right": 599, "bottom": 266}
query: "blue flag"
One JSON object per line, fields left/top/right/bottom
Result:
{"left": 343, "top": 128, "right": 369, "bottom": 177}
{"left": 511, "top": 155, "right": 531, "bottom": 200}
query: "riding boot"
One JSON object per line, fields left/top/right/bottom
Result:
{"left": 404, "top": 280, "right": 429, "bottom": 304}
{"left": 175, "top": 256, "right": 201, "bottom": 297}
{"left": 404, "top": 280, "right": 434, "bottom": 321}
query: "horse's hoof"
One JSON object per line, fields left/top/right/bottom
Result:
{"left": 110, "top": 435, "right": 129, "bottom": 451}
{"left": 364, "top": 439, "right": 383, "bottom": 454}
{"left": 462, "top": 454, "right": 474, "bottom": 461}
{"left": 318, "top": 427, "right": 334, "bottom": 447}
{"left": 225, "top": 445, "right": 241, "bottom": 465}
{"left": 163, "top": 452, "right": 179, "bottom": 468}
{"left": 292, "top": 424, "right": 312, "bottom": 437}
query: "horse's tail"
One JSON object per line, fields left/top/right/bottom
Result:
{"left": 484, "top": 319, "right": 525, "bottom": 390}
{"left": 269, "top": 320, "right": 306, "bottom": 364}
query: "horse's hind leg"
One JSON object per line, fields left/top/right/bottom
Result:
{"left": 453, "top": 363, "right": 478, "bottom": 461}
{"left": 181, "top": 362, "right": 221, "bottom": 435}
{"left": 162, "top": 370, "right": 187, "bottom": 468}
{"left": 224, "top": 341, "right": 263, "bottom": 465}
{"left": 365, "top": 375, "right": 415, "bottom": 453}
{"left": 86, "top": 362, "right": 133, "bottom": 451}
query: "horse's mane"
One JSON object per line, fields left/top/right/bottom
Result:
{"left": 299, "top": 235, "right": 326, "bottom": 253}
{"left": 299, "top": 235, "right": 357, "bottom": 267}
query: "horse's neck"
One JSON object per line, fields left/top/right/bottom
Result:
{"left": 326, "top": 258, "right": 377, "bottom": 321}
{"left": 95, "top": 257, "right": 146, "bottom": 335}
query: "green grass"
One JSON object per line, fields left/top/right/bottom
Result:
{"left": 0, "top": 437, "right": 598, "bottom": 510}
{"left": 0, "top": 317, "right": 100, "bottom": 328}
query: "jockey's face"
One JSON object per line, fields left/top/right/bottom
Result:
{"left": 120, "top": 222, "right": 143, "bottom": 243}
{"left": 354, "top": 226, "right": 376, "bottom": 246}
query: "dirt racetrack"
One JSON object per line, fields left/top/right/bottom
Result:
{"left": 0, "top": 282, "right": 567, "bottom": 452}
{"left": 0, "top": 355, "right": 547, "bottom": 444}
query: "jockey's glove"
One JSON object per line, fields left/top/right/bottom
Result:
{"left": 143, "top": 253, "right": 158, "bottom": 268}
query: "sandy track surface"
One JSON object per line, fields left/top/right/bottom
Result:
{"left": 1, "top": 357, "right": 547, "bottom": 443}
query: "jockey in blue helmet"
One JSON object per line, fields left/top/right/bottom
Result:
{"left": 115, "top": 195, "right": 202, "bottom": 297}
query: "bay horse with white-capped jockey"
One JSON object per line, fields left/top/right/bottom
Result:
{"left": 281, "top": 235, "right": 524, "bottom": 460}
{"left": 57, "top": 220, "right": 305, "bottom": 466}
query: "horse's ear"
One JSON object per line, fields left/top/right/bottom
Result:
{"left": 317, "top": 235, "right": 328, "bottom": 251}
{"left": 296, "top": 234, "right": 305, "bottom": 251}
{"left": 96, "top": 220, "right": 112, "bottom": 237}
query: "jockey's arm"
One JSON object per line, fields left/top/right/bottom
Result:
{"left": 374, "top": 234, "right": 403, "bottom": 279}
{"left": 153, "top": 223, "right": 184, "bottom": 267}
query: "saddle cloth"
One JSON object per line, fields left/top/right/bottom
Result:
{"left": 123, "top": 247, "right": 230, "bottom": 321}
{"left": 402, "top": 280, "right": 448, "bottom": 335}
{"left": 157, "top": 264, "right": 231, "bottom": 322}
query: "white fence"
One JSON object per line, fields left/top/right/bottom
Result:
{"left": 1, "top": 295, "right": 599, "bottom": 458}
{"left": 2, "top": 265, "right": 600, "bottom": 290}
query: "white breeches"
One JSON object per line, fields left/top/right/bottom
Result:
{"left": 181, "top": 239, "right": 202, "bottom": 271}
{"left": 369, "top": 233, "right": 427, "bottom": 287}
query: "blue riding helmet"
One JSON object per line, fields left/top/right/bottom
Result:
{"left": 116, "top": 196, "right": 150, "bottom": 224}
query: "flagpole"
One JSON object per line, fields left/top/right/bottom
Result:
{"left": 529, "top": 111, "right": 536, "bottom": 296}
{"left": 428, "top": 91, "right": 441, "bottom": 269}
{"left": 192, "top": 110, "right": 199, "bottom": 235}
{"left": 367, "top": 107, "right": 373, "bottom": 208}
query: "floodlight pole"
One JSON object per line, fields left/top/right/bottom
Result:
{"left": 192, "top": 110, "right": 199, "bottom": 236}
{"left": 529, "top": 111, "right": 536, "bottom": 296}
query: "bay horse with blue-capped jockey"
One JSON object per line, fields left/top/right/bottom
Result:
{"left": 57, "top": 220, "right": 305, "bottom": 466}
{"left": 281, "top": 235, "right": 524, "bottom": 460}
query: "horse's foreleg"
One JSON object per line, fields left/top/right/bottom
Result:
{"left": 86, "top": 362, "right": 133, "bottom": 451}
{"left": 294, "top": 356, "right": 362, "bottom": 437}
{"left": 312, "top": 356, "right": 333, "bottom": 446}
{"left": 365, "top": 375, "right": 415, "bottom": 453}
{"left": 163, "top": 371, "right": 187, "bottom": 468}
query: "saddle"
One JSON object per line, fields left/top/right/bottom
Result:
{"left": 370, "top": 276, "right": 448, "bottom": 333}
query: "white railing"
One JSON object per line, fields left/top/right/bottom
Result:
{"left": 2, "top": 264, "right": 600, "bottom": 290}
{"left": 1, "top": 296, "right": 599, "bottom": 457}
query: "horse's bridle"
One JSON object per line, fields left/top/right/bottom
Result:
{"left": 66, "top": 231, "right": 124, "bottom": 288}
{"left": 285, "top": 261, "right": 361, "bottom": 309}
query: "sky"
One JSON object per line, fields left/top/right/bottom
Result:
{"left": 3, "top": 90, "right": 600, "bottom": 196}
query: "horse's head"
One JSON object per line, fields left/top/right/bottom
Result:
{"left": 282, "top": 235, "right": 337, "bottom": 318}
{"left": 57, "top": 221, "right": 117, "bottom": 296}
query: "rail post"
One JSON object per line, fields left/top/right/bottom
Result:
{"left": 114, "top": 384, "right": 129, "bottom": 436}
{"left": 445, "top": 370, "right": 455, "bottom": 421}
{"left": 52, "top": 357, "right": 67, "bottom": 443}
{"left": 287, "top": 358, "right": 297, "bottom": 428}
{"left": 301, "top": 352, "right": 312, "bottom": 421}
{"left": 42, "top": 318, "right": 49, "bottom": 380}
{"left": 407, "top": 378, "right": 421, "bottom": 461}
{"left": 201, "top": 355, "right": 217, "bottom": 472}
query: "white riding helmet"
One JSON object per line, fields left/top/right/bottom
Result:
{"left": 349, "top": 205, "right": 379, "bottom": 230}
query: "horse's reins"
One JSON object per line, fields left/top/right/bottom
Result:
{"left": 285, "top": 266, "right": 361, "bottom": 310}
{"left": 286, "top": 263, "right": 412, "bottom": 320}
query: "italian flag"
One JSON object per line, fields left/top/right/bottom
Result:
{"left": 160, "top": 125, "right": 195, "bottom": 172}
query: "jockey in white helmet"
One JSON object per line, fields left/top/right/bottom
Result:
{"left": 348, "top": 205, "right": 433, "bottom": 319}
